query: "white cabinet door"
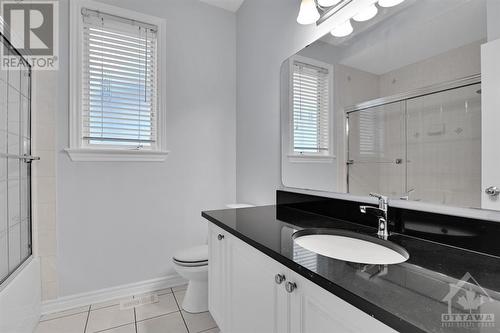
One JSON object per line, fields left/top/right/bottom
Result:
{"left": 289, "top": 272, "right": 397, "bottom": 333}
{"left": 226, "top": 236, "right": 289, "bottom": 333}
{"left": 208, "top": 225, "right": 227, "bottom": 331}
{"left": 481, "top": 39, "right": 500, "bottom": 210}
{"left": 209, "top": 223, "right": 397, "bottom": 333}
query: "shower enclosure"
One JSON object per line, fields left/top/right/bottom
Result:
{"left": 347, "top": 75, "right": 481, "bottom": 208}
{"left": 0, "top": 33, "right": 34, "bottom": 285}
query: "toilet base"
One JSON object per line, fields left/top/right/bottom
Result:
{"left": 182, "top": 280, "right": 208, "bottom": 313}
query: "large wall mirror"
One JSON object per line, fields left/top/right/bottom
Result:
{"left": 281, "top": 0, "right": 500, "bottom": 211}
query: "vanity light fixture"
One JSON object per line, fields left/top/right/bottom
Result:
{"left": 297, "top": 0, "right": 320, "bottom": 25}
{"left": 297, "top": 0, "right": 406, "bottom": 39}
{"left": 378, "top": 0, "right": 405, "bottom": 8}
{"left": 317, "top": 0, "right": 342, "bottom": 7}
{"left": 352, "top": 3, "right": 378, "bottom": 22}
{"left": 330, "top": 19, "right": 353, "bottom": 37}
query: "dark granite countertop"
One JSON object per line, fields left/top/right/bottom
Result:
{"left": 202, "top": 205, "right": 500, "bottom": 333}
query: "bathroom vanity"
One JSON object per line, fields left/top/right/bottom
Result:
{"left": 204, "top": 1, "right": 500, "bottom": 332}
{"left": 206, "top": 223, "right": 395, "bottom": 333}
{"left": 203, "top": 191, "right": 500, "bottom": 333}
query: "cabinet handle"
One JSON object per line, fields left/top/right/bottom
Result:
{"left": 285, "top": 281, "right": 297, "bottom": 293}
{"left": 485, "top": 186, "right": 500, "bottom": 197}
{"left": 217, "top": 234, "right": 225, "bottom": 241}
{"left": 275, "top": 274, "right": 286, "bottom": 285}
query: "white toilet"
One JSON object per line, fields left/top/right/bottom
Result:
{"left": 172, "top": 245, "right": 209, "bottom": 313}
{"left": 173, "top": 203, "right": 254, "bottom": 313}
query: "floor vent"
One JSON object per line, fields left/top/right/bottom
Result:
{"left": 120, "top": 293, "right": 159, "bottom": 310}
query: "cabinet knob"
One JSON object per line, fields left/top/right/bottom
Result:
{"left": 285, "top": 281, "right": 297, "bottom": 293}
{"left": 217, "top": 234, "right": 224, "bottom": 241}
{"left": 485, "top": 186, "right": 500, "bottom": 197}
{"left": 274, "top": 274, "right": 286, "bottom": 285}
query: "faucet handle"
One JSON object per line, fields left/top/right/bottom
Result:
{"left": 369, "top": 193, "right": 387, "bottom": 201}
{"left": 400, "top": 188, "right": 416, "bottom": 200}
{"left": 369, "top": 193, "right": 388, "bottom": 209}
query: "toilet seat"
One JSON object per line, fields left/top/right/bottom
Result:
{"left": 173, "top": 245, "right": 208, "bottom": 267}
{"left": 173, "top": 259, "right": 207, "bottom": 267}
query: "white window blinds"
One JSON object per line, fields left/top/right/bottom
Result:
{"left": 358, "top": 110, "right": 384, "bottom": 157}
{"left": 81, "top": 9, "right": 158, "bottom": 149}
{"left": 292, "top": 60, "right": 330, "bottom": 155}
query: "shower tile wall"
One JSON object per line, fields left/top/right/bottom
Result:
{"left": 32, "top": 70, "right": 58, "bottom": 301}
{"left": 379, "top": 41, "right": 482, "bottom": 97}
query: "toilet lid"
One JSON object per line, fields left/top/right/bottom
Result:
{"left": 173, "top": 245, "right": 208, "bottom": 264}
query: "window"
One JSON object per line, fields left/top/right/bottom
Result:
{"left": 68, "top": 0, "right": 167, "bottom": 161}
{"left": 82, "top": 10, "right": 157, "bottom": 148}
{"left": 290, "top": 57, "right": 332, "bottom": 157}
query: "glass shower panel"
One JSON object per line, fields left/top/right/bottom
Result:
{"left": 20, "top": 62, "right": 31, "bottom": 260}
{"left": 7, "top": 58, "right": 22, "bottom": 272}
{"left": 348, "top": 101, "right": 406, "bottom": 198}
{"left": 406, "top": 84, "right": 482, "bottom": 207}
{"left": 0, "top": 62, "right": 7, "bottom": 279}
{"left": 0, "top": 36, "right": 32, "bottom": 284}
{"left": 0, "top": 157, "right": 6, "bottom": 278}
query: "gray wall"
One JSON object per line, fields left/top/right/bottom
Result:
{"left": 236, "top": 0, "right": 345, "bottom": 204}
{"left": 57, "top": 0, "right": 236, "bottom": 296}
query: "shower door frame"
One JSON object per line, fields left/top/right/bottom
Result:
{"left": 0, "top": 32, "right": 34, "bottom": 286}
{"left": 345, "top": 74, "right": 482, "bottom": 195}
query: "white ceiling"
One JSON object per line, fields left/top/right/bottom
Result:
{"left": 199, "top": 0, "right": 245, "bottom": 12}
{"left": 318, "top": 0, "right": 487, "bottom": 75}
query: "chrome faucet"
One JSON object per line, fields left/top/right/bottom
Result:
{"left": 360, "top": 193, "right": 389, "bottom": 239}
{"left": 400, "top": 188, "right": 416, "bottom": 200}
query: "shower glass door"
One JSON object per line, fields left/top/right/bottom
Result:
{"left": 347, "top": 80, "right": 482, "bottom": 207}
{"left": 0, "top": 34, "right": 32, "bottom": 285}
{"left": 406, "top": 83, "right": 482, "bottom": 207}
{"left": 347, "top": 101, "right": 406, "bottom": 198}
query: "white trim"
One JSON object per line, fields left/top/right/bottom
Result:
{"left": 65, "top": 148, "right": 169, "bottom": 162}
{"left": 41, "top": 274, "right": 186, "bottom": 315}
{"left": 69, "top": 0, "right": 168, "bottom": 161}
{"left": 287, "top": 154, "right": 336, "bottom": 163}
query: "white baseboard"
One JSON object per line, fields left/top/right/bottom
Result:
{"left": 41, "top": 274, "right": 186, "bottom": 315}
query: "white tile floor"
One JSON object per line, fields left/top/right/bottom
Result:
{"left": 35, "top": 285, "right": 219, "bottom": 333}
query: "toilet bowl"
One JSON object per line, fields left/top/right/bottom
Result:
{"left": 172, "top": 245, "right": 208, "bottom": 313}
{"left": 173, "top": 204, "right": 254, "bottom": 313}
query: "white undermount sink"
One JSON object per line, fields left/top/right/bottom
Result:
{"left": 292, "top": 229, "right": 409, "bottom": 265}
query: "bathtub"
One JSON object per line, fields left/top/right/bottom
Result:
{"left": 0, "top": 258, "right": 41, "bottom": 333}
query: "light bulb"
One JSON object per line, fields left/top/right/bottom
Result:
{"left": 297, "top": 0, "right": 320, "bottom": 25}
{"left": 318, "top": 0, "right": 341, "bottom": 7}
{"left": 378, "top": 0, "right": 405, "bottom": 8}
{"left": 353, "top": 4, "right": 378, "bottom": 22}
{"left": 331, "top": 20, "right": 353, "bottom": 37}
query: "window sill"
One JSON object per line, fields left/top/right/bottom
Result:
{"left": 287, "top": 154, "right": 336, "bottom": 163}
{"left": 65, "top": 148, "right": 169, "bottom": 162}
